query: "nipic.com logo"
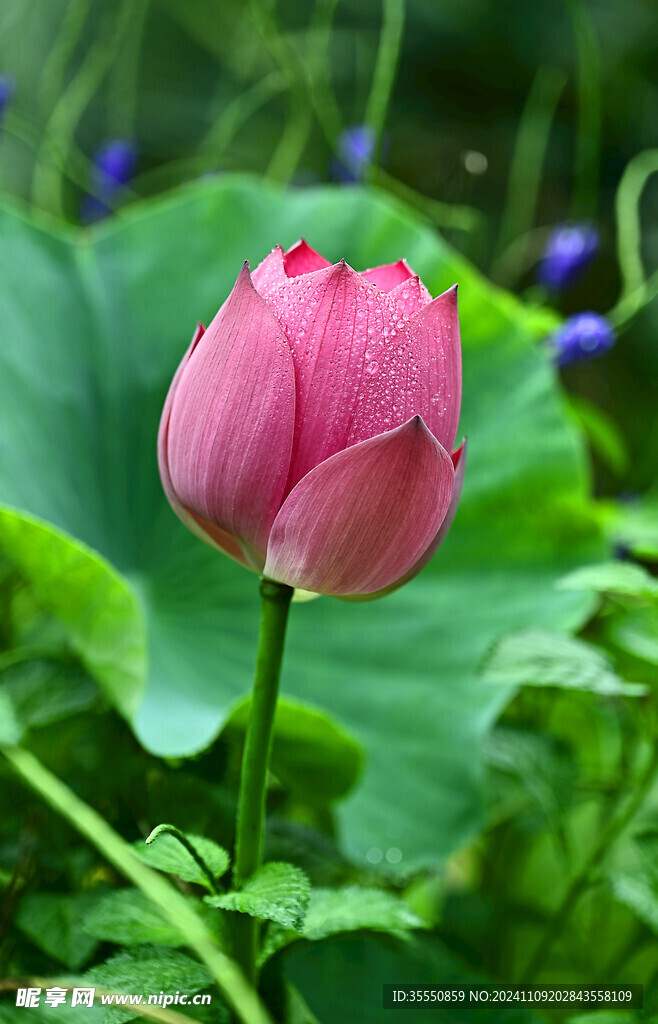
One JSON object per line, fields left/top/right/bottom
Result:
{"left": 14, "top": 987, "right": 212, "bottom": 1010}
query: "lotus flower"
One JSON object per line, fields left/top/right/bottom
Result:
{"left": 158, "top": 241, "right": 465, "bottom": 598}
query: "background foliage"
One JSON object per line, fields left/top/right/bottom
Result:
{"left": 0, "top": 1, "right": 657, "bottom": 1022}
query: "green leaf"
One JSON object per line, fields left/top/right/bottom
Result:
{"left": 81, "top": 888, "right": 186, "bottom": 947}
{"left": 609, "top": 868, "right": 658, "bottom": 934}
{"left": 0, "top": 178, "right": 604, "bottom": 865}
{"left": 558, "top": 561, "right": 658, "bottom": 600}
{"left": 284, "top": 983, "right": 323, "bottom": 1024}
{"left": 566, "top": 395, "right": 629, "bottom": 476}
{"left": 86, "top": 947, "right": 213, "bottom": 1024}
{"left": 604, "top": 489, "right": 658, "bottom": 560}
{"left": 302, "top": 885, "right": 424, "bottom": 941}
{"left": 261, "top": 885, "right": 425, "bottom": 962}
{"left": 1, "top": 657, "right": 98, "bottom": 729}
{"left": 0, "top": 506, "right": 145, "bottom": 719}
{"left": 482, "top": 629, "right": 647, "bottom": 696}
{"left": 15, "top": 891, "right": 100, "bottom": 970}
{"left": 607, "top": 606, "right": 658, "bottom": 666}
{"left": 135, "top": 827, "right": 230, "bottom": 890}
{"left": 0, "top": 689, "right": 22, "bottom": 745}
{"left": 206, "top": 862, "right": 310, "bottom": 930}
{"left": 224, "top": 697, "right": 363, "bottom": 804}
{"left": 484, "top": 725, "right": 576, "bottom": 828}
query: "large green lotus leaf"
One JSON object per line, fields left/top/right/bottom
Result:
{"left": 0, "top": 177, "right": 603, "bottom": 868}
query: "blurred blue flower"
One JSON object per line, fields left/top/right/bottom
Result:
{"left": 92, "top": 138, "right": 138, "bottom": 194}
{"left": 0, "top": 73, "right": 15, "bottom": 126}
{"left": 81, "top": 139, "right": 138, "bottom": 223}
{"left": 551, "top": 312, "right": 616, "bottom": 366}
{"left": 332, "top": 125, "right": 377, "bottom": 183}
{"left": 537, "top": 223, "right": 599, "bottom": 290}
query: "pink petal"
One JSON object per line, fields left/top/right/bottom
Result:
{"left": 158, "top": 328, "right": 254, "bottom": 568}
{"left": 344, "top": 439, "right": 466, "bottom": 601}
{"left": 263, "top": 417, "right": 455, "bottom": 595}
{"left": 388, "top": 274, "right": 432, "bottom": 316}
{"left": 283, "top": 239, "right": 332, "bottom": 277}
{"left": 166, "top": 264, "right": 296, "bottom": 564}
{"left": 261, "top": 260, "right": 413, "bottom": 492}
{"left": 251, "top": 245, "right": 287, "bottom": 297}
{"left": 348, "top": 284, "right": 462, "bottom": 454}
{"left": 360, "top": 259, "right": 415, "bottom": 291}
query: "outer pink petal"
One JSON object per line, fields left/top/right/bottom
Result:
{"left": 166, "top": 263, "right": 296, "bottom": 564}
{"left": 263, "top": 416, "right": 455, "bottom": 596}
{"left": 283, "top": 239, "right": 332, "bottom": 277}
{"left": 360, "top": 259, "right": 415, "bottom": 290}
{"left": 348, "top": 284, "right": 462, "bottom": 454}
{"left": 158, "top": 323, "right": 249, "bottom": 567}
{"left": 341, "top": 440, "right": 467, "bottom": 601}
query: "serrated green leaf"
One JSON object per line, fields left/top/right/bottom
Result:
{"left": 15, "top": 891, "right": 100, "bottom": 970}
{"left": 261, "top": 885, "right": 424, "bottom": 962}
{"left": 303, "top": 886, "right": 424, "bottom": 940}
{"left": 85, "top": 947, "right": 212, "bottom": 1024}
{"left": 558, "top": 561, "right": 658, "bottom": 601}
{"left": 206, "top": 862, "right": 310, "bottom": 930}
{"left": 135, "top": 828, "right": 230, "bottom": 890}
{"left": 482, "top": 629, "right": 647, "bottom": 696}
{"left": 224, "top": 697, "right": 363, "bottom": 804}
{"left": 81, "top": 888, "right": 185, "bottom": 947}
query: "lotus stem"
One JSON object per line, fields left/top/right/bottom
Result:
{"left": 232, "top": 578, "right": 294, "bottom": 981}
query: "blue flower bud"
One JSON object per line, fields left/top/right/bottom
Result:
{"left": 0, "top": 73, "right": 15, "bottom": 124}
{"left": 92, "top": 139, "right": 138, "bottom": 195}
{"left": 332, "top": 125, "right": 377, "bottom": 183}
{"left": 551, "top": 312, "right": 616, "bottom": 366}
{"left": 537, "top": 223, "right": 599, "bottom": 291}
{"left": 81, "top": 139, "right": 138, "bottom": 223}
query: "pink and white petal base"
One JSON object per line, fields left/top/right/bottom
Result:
{"left": 166, "top": 264, "right": 296, "bottom": 562}
{"left": 263, "top": 416, "right": 455, "bottom": 596}
{"left": 341, "top": 439, "right": 467, "bottom": 601}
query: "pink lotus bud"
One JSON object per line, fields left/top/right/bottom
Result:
{"left": 158, "top": 241, "right": 464, "bottom": 597}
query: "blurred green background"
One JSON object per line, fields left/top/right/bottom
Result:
{"left": 1, "top": 1, "right": 658, "bottom": 1022}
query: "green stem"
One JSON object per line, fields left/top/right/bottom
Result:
{"left": 364, "top": 0, "right": 405, "bottom": 171}
{"left": 564, "top": 0, "right": 602, "bottom": 217}
{"left": 607, "top": 149, "right": 658, "bottom": 329}
{"left": 520, "top": 740, "right": 658, "bottom": 982}
{"left": 248, "top": 0, "right": 312, "bottom": 184}
{"left": 492, "top": 65, "right": 567, "bottom": 271}
{"left": 1, "top": 746, "right": 272, "bottom": 1024}
{"left": 31, "top": 0, "right": 135, "bottom": 216}
{"left": 232, "top": 578, "right": 293, "bottom": 981}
